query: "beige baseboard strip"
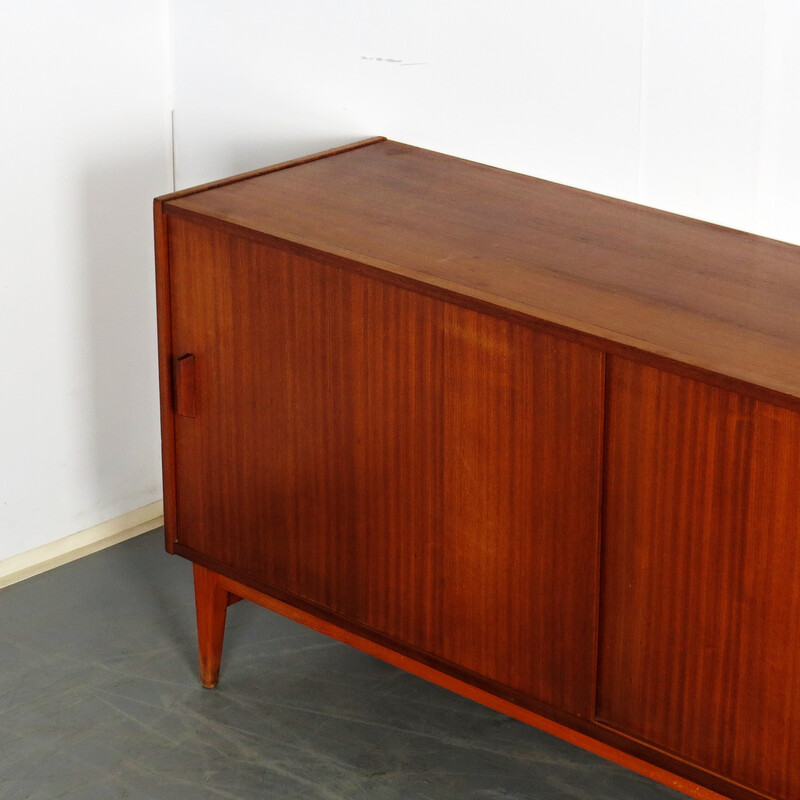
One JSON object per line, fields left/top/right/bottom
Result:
{"left": 0, "top": 501, "right": 164, "bottom": 589}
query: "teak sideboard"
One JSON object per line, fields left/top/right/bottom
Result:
{"left": 154, "top": 138, "right": 800, "bottom": 800}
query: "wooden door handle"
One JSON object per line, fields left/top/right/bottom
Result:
{"left": 176, "top": 353, "right": 197, "bottom": 418}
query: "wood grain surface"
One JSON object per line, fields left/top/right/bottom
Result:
{"left": 193, "top": 563, "right": 229, "bottom": 689}
{"left": 598, "top": 356, "right": 800, "bottom": 800}
{"left": 164, "top": 139, "right": 800, "bottom": 401}
{"left": 153, "top": 199, "right": 178, "bottom": 553}
{"left": 166, "top": 216, "right": 604, "bottom": 716}
{"left": 439, "top": 303, "right": 603, "bottom": 716}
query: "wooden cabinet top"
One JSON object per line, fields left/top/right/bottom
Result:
{"left": 160, "top": 137, "right": 800, "bottom": 403}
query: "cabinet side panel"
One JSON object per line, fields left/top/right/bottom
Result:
{"left": 599, "top": 356, "right": 800, "bottom": 800}
{"left": 154, "top": 200, "right": 177, "bottom": 553}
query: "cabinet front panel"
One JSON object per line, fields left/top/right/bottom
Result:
{"left": 599, "top": 356, "right": 800, "bottom": 800}
{"left": 438, "top": 304, "right": 604, "bottom": 717}
{"left": 167, "top": 217, "right": 603, "bottom": 717}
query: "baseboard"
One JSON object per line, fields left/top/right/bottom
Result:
{"left": 0, "top": 501, "right": 164, "bottom": 589}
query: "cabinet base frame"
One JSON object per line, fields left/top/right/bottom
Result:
{"left": 193, "top": 562, "right": 731, "bottom": 800}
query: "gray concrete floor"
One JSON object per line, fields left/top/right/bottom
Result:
{"left": 0, "top": 530, "right": 687, "bottom": 800}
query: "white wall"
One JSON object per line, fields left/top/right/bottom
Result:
{"left": 0, "top": 1, "right": 173, "bottom": 561}
{"left": 170, "top": 0, "right": 800, "bottom": 246}
{"left": 638, "top": 0, "right": 800, "bottom": 242}
{"left": 170, "top": 0, "right": 643, "bottom": 200}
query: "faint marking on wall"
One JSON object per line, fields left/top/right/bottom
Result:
{"left": 360, "top": 56, "right": 429, "bottom": 66}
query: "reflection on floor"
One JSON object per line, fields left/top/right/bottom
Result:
{"left": 0, "top": 530, "right": 685, "bottom": 800}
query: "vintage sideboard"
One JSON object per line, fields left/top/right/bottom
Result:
{"left": 154, "top": 138, "right": 800, "bottom": 800}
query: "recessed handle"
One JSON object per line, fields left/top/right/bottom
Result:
{"left": 176, "top": 353, "right": 197, "bottom": 418}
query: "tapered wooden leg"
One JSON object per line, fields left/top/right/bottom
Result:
{"left": 193, "top": 563, "right": 228, "bottom": 688}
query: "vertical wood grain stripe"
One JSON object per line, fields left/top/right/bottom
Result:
{"left": 599, "top": 356, "right": 800, "bottom": 800}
